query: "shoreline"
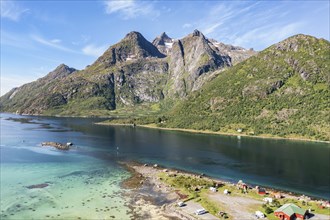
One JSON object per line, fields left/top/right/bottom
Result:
{"left": 119, "top": 161, "right": 193, "bottom": 220}
{"left": 120, "top": 161, "right": 330, "bottom": 220}
{"left": 121, "top": 160, "right": 327, "bottom": 201}
{"left": 137, "top": 124, "right": 330, "bottom": 144}
{"left": 3, "top": 112, "right": 329, "bottom": 143}
{"left": 96, "top": 120, "right": 330, "bottom": 144}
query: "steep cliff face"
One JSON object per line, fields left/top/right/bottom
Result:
{"left": 113, "top": 59, "right": 168, "bottom": 106}
{"left": 165, "top": 30, "right": 233, "bottom": 97}
{"left": 0, "top": 30, "right": 255, "bottom": 115}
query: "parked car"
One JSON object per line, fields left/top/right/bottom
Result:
{"left": 255, "top": 210, "right": 265, "bottom": 218}
{"left": 177, "top": 202, "right": 185, "bottom": 207}
{"left": 195, "top": 209, "right": 207, "bottom": 215}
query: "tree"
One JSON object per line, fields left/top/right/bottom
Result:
{"left": 264, "top": 206, "right": 273, "bottom": 214}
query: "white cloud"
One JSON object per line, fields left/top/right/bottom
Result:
{"left": 50, "top": 39, "right": 61, "bottom": 44}
{"left": 198, "top": 3, "right": 252, "bottom": 36}
{"left": 72, "top": 35, "right": 90, "bottom": 45}
{"left": 104, "top": 0, "right": 159, "bottom": 19}
{"left": 183, "top": 23, "right": 192, "bottom": 28}
{"left": 1, "top": 30, "right": 35, "bottom": 49}
{"left": 233, "top": 22, "right": 303, "bottom": 49}
{"left": 186, "top": 1, "right": 307, "bottom": 50}
{"left": 31, "top": 35, "right": 77, "bottom": 53}
{"left": 0, "top": 1, "right": 29, "bottom": 21}
{"left": 82, "top": 44, "right": 108, "bottom": 57}
{"left": 203, "top": 22, "right": 223, "bottom": 35}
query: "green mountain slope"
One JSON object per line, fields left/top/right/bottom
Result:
{"left": 162, "top": 34, "right": 330, "bottom": 141}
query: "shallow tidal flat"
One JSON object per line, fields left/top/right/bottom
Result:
{"left": 0, "top": 160, "right": 131, "bottom": 219}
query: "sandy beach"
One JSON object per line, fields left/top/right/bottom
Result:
{"left": 122, "top": 162, "right": 330, "bottom": 220}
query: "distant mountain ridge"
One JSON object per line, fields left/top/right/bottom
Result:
{"left": 0, "top": 30, "right": 255, "bottom": 114}
{"left": 1, "top": 31, "right": 329, "bottom": 140}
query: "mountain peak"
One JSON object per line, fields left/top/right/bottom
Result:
{"left": 55, "top": 63, "right": 70, "bottom": 71}
{"left": 43, "top": 64, "right": 77, "bottom": 81}
{"left": 192, "top": 29, "right": 204, "bottom": 37}
{"left": 153, "top": 32, "right": 172, "bottom": 45}
{"left": 152, "top": 32, "right": 173, "bottom": 55}
{"left": 287, "top": 33, "right": 316, "bottom": 40}
{"left": 124, "top": 31, "right": 144, "bottom": 40}
{"left": 94, "top": 31, "right": 165, "bottom": 66}
{"left": 271, "top": 33, "right": 326, "bottom": 53}
{"left": 160, "top": 32, "right": 170, "bottom": 39}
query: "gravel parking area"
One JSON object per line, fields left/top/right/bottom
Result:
{"left": 177, "top": 200, "right": 218, "bottom": 220}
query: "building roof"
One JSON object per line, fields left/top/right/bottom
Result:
{"left": 275, "top": 203, "right": 305, "bottom": 216}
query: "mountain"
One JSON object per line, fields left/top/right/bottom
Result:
{"left": 1, "top": 31, "right": 329, "bottom": 140}
{"left": 94, "top": 31, "right": 165, "bottom": 67}
{"left": 162, "top": 34, "right": 330, "bottom": 141}
{"left": 152, "top": 32, "right": 173, "bottom": 55}
{"left": 0, "top": 30, "right": 255, "bottom": 116}
{"left": 0, "top": 64, "right": 77, "bottom": 114}
{"left": 166, "top": 30, "right": 232, "bottom": 97}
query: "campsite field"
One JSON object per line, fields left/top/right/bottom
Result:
{"left": 125, "top": 162, "right": 330, "bottom": 220}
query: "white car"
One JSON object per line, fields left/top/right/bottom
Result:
{"left": 177, "top": 202, "right": 185, "bottom": 207}
{"left": 255, "top": 211, "right": 265, "bottom": 218}
{"left": 195, "top": 209, "right": 207, "bottom": 215}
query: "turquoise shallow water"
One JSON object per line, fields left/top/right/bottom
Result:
{"left": 0, "top": 114, "right": 132, "bottom": 219}
{"left": 0, "top": 161, "right": 130, "bottom": 219}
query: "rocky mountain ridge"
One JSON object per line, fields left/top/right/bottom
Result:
{"left": 1, "top": 31, "right": 329, "bottom": 140}
{"left": 1, "top": 30, "right": 256, "bottom": 114}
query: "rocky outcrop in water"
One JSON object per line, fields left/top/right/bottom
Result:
{"left": 41, "top": 142, "right": 70, "bottom": 150}
{"left": 26, "top": 183, "right": 49, "bottom": 189}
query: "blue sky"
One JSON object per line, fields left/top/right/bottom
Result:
{"left": 1, "top": 0, "right": 329, "bottom": 95}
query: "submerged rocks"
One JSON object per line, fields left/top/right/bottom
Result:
{"left": 41, "top": 142, "right": 70, "bottom": 150}
{"left": 26, "top": 183, "right": 49, "bottom": 189}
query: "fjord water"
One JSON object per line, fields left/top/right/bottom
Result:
{"left": 1, "top": 114, "right": 329, "bottom": 218}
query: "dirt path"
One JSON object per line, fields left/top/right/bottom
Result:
{"left": 309, "top": 214, "right": 330, "bottom": 220}
{"left": 208, "top": 192, "right": 264, "bottom": 219}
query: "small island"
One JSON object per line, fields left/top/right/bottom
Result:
{"left": 41, "top": 142, "right": 72, "bottom": 150}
